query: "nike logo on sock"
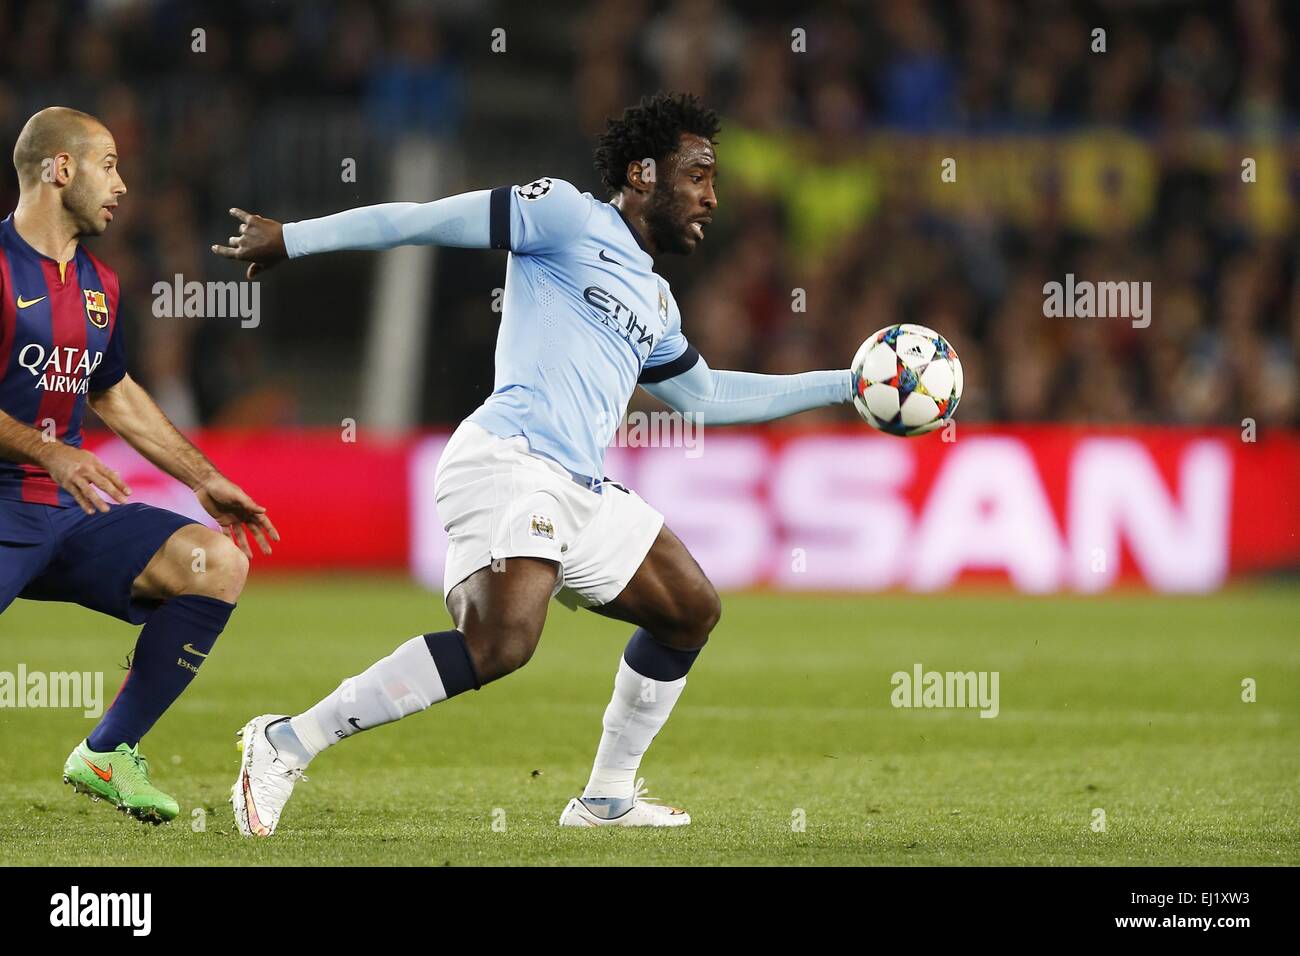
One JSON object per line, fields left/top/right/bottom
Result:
{"left": 347, "top": 717, "right": 362, "bottom": 730}
{"left": 182, "top": 643, "right": 209, "bottom": 658}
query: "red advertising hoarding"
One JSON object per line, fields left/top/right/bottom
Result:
{"left": 86, "top": 426, "right": 1300, "bottom": 592}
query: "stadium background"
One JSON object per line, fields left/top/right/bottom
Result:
{"left": 3, "top": 0, "right": 1299, "bottom": 430}
{"left": 1, "top": 0, "right": 1298, "bottom": 869}
{"left": 2, "top": 0, "right": 1295, "bottom": 587}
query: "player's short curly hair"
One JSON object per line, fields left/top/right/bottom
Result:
{"left": 593, "top": 92, "right": 720, "bottom": 193}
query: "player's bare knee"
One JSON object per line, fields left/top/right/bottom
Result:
{"left": 496, "top": 633, "right": 538, "bottom": 675}
{"left": 671, "top": 577, "right": 720, "bottom": 646}
{"left": 698, "top": 581, "right": 722, "bottom": 634}
{"left": 467, "top": 630, "right": 538, "bottom": 683}
{"left": 188, "top": 531, "right": 249, "bottom": 600}
{"left": 461, "top": 608, "right": 544, "bottom": 682}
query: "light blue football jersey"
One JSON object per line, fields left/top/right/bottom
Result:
{"left": 466, "top": 177, "right": 697, "bottom": 481}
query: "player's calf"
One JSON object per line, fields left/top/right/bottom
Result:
{"left": 59, "top": 524, "right": 245, "bottom": 823}
{"left": 231, "top": 620, "right": 489, "bottom": 837}
{"left": 233, "top": 556, "right": 557, "bottom": 835}
{"left": 568, "top": 527, "right": 721, "bottom": 825}
{"left": 230, "top": 619, "right": 485, "bottom": 838}
{"left": 84, "top": 525, "right": 241, "bottom": 757}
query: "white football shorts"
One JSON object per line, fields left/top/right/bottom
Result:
{"left": 434, "top": 420, "right": 664, "bottom": 608}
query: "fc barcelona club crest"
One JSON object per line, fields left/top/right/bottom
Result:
{"left": 83, "top": 290, "right": 109, "bottom": 329}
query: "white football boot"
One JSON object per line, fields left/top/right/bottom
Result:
{"left": 232, "top": 714, "right": 306, "bottom": 837}
{"left": 559, "top": 777, "right": 690, "bottom": 827}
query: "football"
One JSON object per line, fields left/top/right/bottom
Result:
{"left": 851, "top": 323, "right": 963, "bottom": 436}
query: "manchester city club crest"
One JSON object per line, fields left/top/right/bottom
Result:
{"left": 529, "top": 512, "right": 555, "bottom": 540}
{"left": 83, "top": 289, "right": 109, "bottom": 329}
{"left": 658, "top": 284, "right": 668, "bottom": 324}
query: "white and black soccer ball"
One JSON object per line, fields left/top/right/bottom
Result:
{"left": 516, "top": 178, "right": 553, "bottom": 201}
{"left": 851, "top": 323, "right": 963, "bottom": 436}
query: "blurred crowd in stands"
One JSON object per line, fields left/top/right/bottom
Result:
{"left": 1, "top": 0, "right": 1296, "bottom": 427}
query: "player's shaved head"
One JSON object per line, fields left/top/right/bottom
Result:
{"left": 12, "top": 106, "right": 124, "bottom": 240}
{"left": 13, "top": 106, "right": 106, "bottom": 189}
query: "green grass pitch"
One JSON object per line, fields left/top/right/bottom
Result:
{"left": 1, "top": 578, "right": 1297, "bottom": 866}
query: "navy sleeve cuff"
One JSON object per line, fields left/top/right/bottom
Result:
{"left": 489, "top": 186, "right": 511, "bottom": 251}
{"left": 638, "top": 345, "right": 701, "bottom": 384}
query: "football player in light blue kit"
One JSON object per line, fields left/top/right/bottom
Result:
{"left": 215, "top": 93, "right": 856, "bottom": 834}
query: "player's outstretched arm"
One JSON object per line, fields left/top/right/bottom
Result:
{"left": 88, "top": 375, "right": 279, "bottom": 557}
{"left": 0, "top": 410, "right": 131, "bottom": 515}
{"left": 641, "top": 351, "right": 855, "bottom": 425}
{"left": 211, "top": 190, "right": 495, "bottom": 279}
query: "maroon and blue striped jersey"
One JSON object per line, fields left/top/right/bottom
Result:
{"left": 0, "top": 214, "right": 126, "bottom": 507}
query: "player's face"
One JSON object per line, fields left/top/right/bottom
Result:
{"left": 645, "top": 133, "right": 716, "bottom": 256}
{"left": 65, "top": 128, "right": 126, "bottom": 236}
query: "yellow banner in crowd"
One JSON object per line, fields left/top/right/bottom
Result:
{"left": 724, "top": 122, "right": 1293, "bottom": 257}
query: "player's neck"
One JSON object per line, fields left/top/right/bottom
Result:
{"left": 13, "top": 197, "right": 80, "bottom": 263}
{"left": 610, "top": 194, "right": 658, "bottom": 258}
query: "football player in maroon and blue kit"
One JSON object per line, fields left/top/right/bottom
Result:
{"left": 0, "top": 107, "right": 278, "bottom": 823}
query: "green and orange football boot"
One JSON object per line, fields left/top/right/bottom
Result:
{"left": 62, "top": 740, "right": 180, "bottom": 824}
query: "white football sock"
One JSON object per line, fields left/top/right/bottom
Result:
{"left": 582, "top": 656, "right": 687, "bottom": 802}
{"left": 288, "top": 635, "right": 452, "bottom": 763}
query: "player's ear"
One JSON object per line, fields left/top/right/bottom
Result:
{"left": 52, "top": 151, "right": 75, "bottom": 187}
{"left": 626, "top": 159, "right": 654, "bottom": 194}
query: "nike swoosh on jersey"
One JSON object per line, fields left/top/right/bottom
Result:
{"left": 598, "top": 249, "right": 621, "bottom": 266}
{"left": 16, "top": 295, "right": 46, "bottom": 308}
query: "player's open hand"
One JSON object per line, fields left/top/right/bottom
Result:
{"left": 211, "top": 208, "right": 287, "bottom": 279}
{"left": 40, "top": 444, "right": 132, "bottom": 515}
{"left": 195, "top": 474, "right": 281, "bottom": 558}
